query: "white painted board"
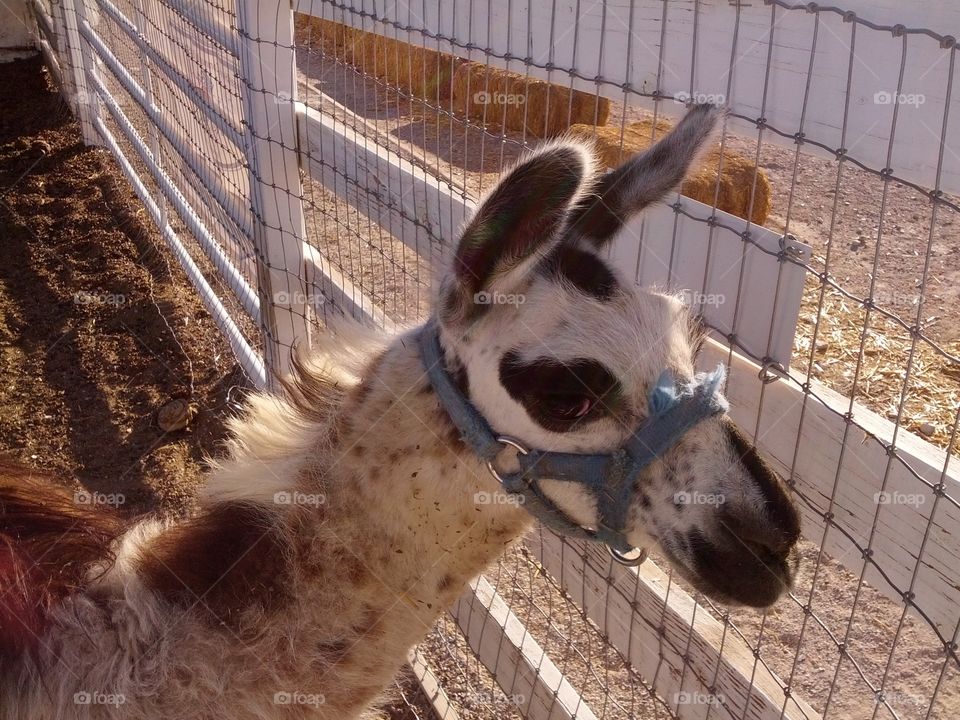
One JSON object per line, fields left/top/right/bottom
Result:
{"left": 452, "top": 574, "right": 599, "bottom": 720}
{"left": 525, "top": 530, "right": 820, "bottom": 720}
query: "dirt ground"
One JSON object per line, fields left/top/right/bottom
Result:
{"left": 0, "top": 56, "right": 245, "bottom": 516}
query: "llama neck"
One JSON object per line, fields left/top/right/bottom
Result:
{"left": 316, "top": 329, "right": 532, "bottom": 587}
{"left": 278, "top": 330, "right": 532, "bottom": 714}
{"left": 292, "top": 329, "right": 531, "bottom": 656}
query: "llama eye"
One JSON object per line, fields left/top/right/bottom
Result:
{"left": 542, "top": 394, "right": 595, "bottom": 421}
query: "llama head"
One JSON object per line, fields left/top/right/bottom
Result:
{"left": 436, "top": 104, "right": 800, "bottom": 608}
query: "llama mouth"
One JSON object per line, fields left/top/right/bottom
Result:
{"left": 659, "top": 535, "right": 798, "bottom": 608}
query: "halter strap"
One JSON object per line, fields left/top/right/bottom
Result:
{"left": 418, "top": 318, "right": 728, "bottom": 562}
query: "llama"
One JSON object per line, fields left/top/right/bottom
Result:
{"left": 0, "top": 103, "right": 800, "bottom": 720}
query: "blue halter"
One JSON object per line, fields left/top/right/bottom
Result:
{"left": 418, "top": 319, "right": 729, "bottom": 565}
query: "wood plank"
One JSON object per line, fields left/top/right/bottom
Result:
{"left": 451, "top": 575, "right": 599, "bottom": 720}
{"left": 407, "top": 652, "right": 462, "bottom": 720}
{"left": 698, "top": 336, "right": 960, "bottom": 639}
{"left": 525, "top": 530, "right": 820, "bottom": 720}
{"left": 297, "top": 0, "right": 960, "bottom": 197}
{"left": 36, "top": 35, "right": 64, "bottom": 90}
{"left": 609, "top": 196, "right": 810, "bottom": 370}
{"left": 29, "top": 0, "right": 55, "bottom": 50}
{"left": 295, "top": 98, "right": 809, "bottom": 369}
{"left": 60, "top": 0, "right": 100, "bottom": 145}
{"left": 92, "top": 116, "right": 267, "bottom": 387}
{"left": 237, "top": 0, "right": 312, "bottom": 383}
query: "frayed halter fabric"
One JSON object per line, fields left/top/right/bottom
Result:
{"left": 418, "top": 319, "right": 729, "bottom": 565}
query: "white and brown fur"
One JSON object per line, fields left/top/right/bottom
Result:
{"left": 0, "top": 104, "right": 800, "bottom": 719}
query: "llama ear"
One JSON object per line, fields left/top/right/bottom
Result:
{"left": 441, "top": 143, "right": 591, "bottom": 322}
{"left": 566, "top": 103, "right": 725, "bottom": 248}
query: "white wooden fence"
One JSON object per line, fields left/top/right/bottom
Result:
{"left": 27, "top": 0, "right": 960, "bottom": 718}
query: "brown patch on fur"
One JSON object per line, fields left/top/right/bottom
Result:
{"left": 138, "top": 502, "right": 291, "bottom": 629}
{"left": 439, "top": 418, "right": 466, "bottom": 454}
{"left": 351, "top": 606, "right": 384, "bottom": 640}
{"left": 0, "top": 461, "right": 126, "bottom": 663}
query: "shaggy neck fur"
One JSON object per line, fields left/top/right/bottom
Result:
{"left": 2, "top": 324, "right": 530, "bottom": 720}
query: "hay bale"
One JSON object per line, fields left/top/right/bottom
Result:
{"left": 294, "top": 15, "right": 361, "bottom": 56}
{"left": 294, "top": 16, "right": 611, "bottom": 135}
{"left": 569, "top": 120, "right": 772, "bottom": 225}
{"left": 450, "top": 63, "right": 610, "bottom": 139}
{"left": 294, "top": 15, "right": 461, "bottom": 102}
{"left": 354, "top": 34, "right": 462, "bottom": 103}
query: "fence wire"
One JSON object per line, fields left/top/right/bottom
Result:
{"left": 31, "top": 0, "right": 960, "bottom": 718}
{"left": 292, "top": 2, "right": 960, "bottom": 718}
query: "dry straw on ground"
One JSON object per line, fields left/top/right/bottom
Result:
{"left": 795, "top": 281, "right": 960, "bottom": 455}
{"left": 568, "top": 119, "right": 772, "bottom": 225}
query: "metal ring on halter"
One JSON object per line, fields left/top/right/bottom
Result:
{"left": 485, "top": 436, "right": 529, "bottom": 485}
{"left": 607, "top": 544, "right": 648, "bottom": 566}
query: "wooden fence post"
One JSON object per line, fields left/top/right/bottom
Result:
{"left": 59, "top": 0, "right": 102, "bottom": 146}
{"left": 236, "top": 0, "right": 309, "bottom": 388}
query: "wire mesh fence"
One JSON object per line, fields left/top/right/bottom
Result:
{"left": 27, "top": 0, "right": 960, "bottom": 718}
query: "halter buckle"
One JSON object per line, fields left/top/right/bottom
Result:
{"left": 485, "top": 436, "right": 529, "bottom": 485}
{"left": 607, "top": 544, "right": 648, "bottom": 566}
